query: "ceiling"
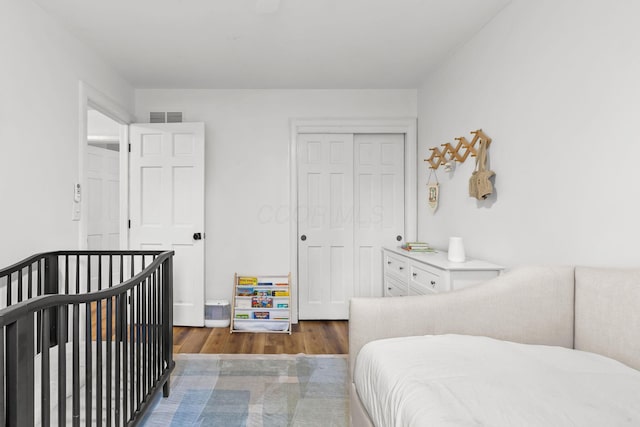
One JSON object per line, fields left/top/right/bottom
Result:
{"left": 33, "top": 0, "right": 511, "bottom": 89}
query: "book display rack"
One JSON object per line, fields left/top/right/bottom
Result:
{"left": 230, "top": 273, "right": 292, "bottom": 334}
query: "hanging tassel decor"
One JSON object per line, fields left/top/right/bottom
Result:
{"left": 427, "top": 169, "right": 439, "bottom": 213}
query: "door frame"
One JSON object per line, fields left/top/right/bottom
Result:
{"left": 289, "top": 118, "right": 418, "bottom": 323}
{"left": 78, "top": 81, "right": 133, "bottom": 250}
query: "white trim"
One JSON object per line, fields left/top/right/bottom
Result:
{"left": 289, "top": 117, "right": 418, "bottom": 323}
{"left": 78, "top": 81, "right": 133, "bottom": 250}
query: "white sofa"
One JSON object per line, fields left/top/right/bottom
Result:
{"left": 349, "top": 266, "right": 640, "bottom": 426}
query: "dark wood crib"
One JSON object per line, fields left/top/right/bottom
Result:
{"left": 0, "top": 250, "right": 174, "bottom": 426}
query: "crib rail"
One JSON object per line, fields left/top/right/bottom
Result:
{"left": 0, "top": 250, "right": 174, "bottom": 427}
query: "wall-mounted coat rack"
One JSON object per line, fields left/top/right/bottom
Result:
{"left": 424, "top": 129, "right": 492, "bottom": 170}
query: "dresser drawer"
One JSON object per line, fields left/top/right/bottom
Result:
{"left": 384, "top": 275, "right": 407, "bottom": 297}
{"left": 410, "top": 264, "right": 446, "bottom": 293}
{"left": 385, "top": 253, "right": 408, "bottom": 279}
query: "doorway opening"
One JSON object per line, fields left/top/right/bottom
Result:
{"left": 78, "top": 81, "right": 132, "bottom": 251}
{"left": 85, "top": 109, "right": 121, "bottom": 249}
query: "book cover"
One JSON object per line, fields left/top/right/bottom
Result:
{"left": 238, "top": 276, "right": 258, "bottom": 285}
{"left": 237, "top": 286, "right": 254, "bottom": 296}
{"left": 251, "top": 296, "right": 273, "bottom": 308}
{"left": 253, "top": 311, "right": 270, "bottom": 320}
{"left": 253, "top": 289, "right": 273, "bottom": 297}
{"left": 274, "top": 291, "right": 289, "bottom": 297}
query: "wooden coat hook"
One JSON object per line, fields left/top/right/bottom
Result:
{"left": 425, "top": 129, "right": 492, "bottom": 170}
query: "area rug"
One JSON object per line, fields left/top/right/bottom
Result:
{"left": 140, "top": 354, "right": 349, "bottom": 427}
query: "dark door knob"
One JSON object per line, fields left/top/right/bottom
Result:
{"left": 396, "top": 235, "right": 402, "bottom": 241}
{"left": 300, "top": 235, "right": 307, "bottom": 241}
{"left": 193, "top": 233, "right": 202, "bottom": 240}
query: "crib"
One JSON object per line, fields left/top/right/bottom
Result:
{"left": 0, "top": 250, "right": 175, "bottom": 426}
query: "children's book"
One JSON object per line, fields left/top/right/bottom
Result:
{"left": 237, "top": 286, "right": 254, "bottom": 296}
{"left": 252, "top": 296, "right": 273, "bottom": 308}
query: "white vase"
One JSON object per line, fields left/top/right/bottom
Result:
{"left": 448, "top": 237, "right": 466, "bottom": 262}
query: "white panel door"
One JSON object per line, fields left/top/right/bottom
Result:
{"left": 298, "top": 134, "right": 354, "bottom": 319}
{"left": 86, "top": 145, "right": 120, "bottom": 250}
{"left": 354, "top": 134, "right": 405, "bottom": 297}
{"left": 129, "top": 123, "right": 205, "bottom": 327}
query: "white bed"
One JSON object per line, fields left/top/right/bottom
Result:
{"left": 354, "top": 334, "right": 640, "bottom": 427}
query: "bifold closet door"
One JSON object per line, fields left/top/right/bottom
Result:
{"left": 297, "top": 133, "right": 405, "bottom": 320}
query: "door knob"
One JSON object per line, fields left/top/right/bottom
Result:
{"left": 300, "top": 235, "right": 307, "bottom": 241}
{"left": 193, "top": 233, "right": 202, "bottom": 240}
{"left": 396, "top": 235, "right": 402, "bottom": 241}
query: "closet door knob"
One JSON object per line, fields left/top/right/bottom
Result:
{"left": 396, "top": 235, "right": 403, "bottom": 241}
{"left": 300, "top": 235, "right": 307, "bottom": 241}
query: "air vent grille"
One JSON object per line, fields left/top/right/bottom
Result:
{"left": 150, "top": 112, "right": 165, "bottom": 123}
{"left": 150, "top": 111, "right": 183, "bottom": 123}
{"left": 167, "top": 112, "right": 183, "bottom": 123}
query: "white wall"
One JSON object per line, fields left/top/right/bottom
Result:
{"left": 0, "top": 0, "right": 133, "bottom": 266}
{"left": 135, "top": 89, "right": 417, "bottom": 300}
{"left": 417, "top": 0, "right": 640, "bottom": 268}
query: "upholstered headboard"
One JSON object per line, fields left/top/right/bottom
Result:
{"left": 574, "top": 267, "right": 640, "bottom": 371}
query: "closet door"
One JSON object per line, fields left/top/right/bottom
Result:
{"left": 297, "top": 133, "right": 406, "bottom": 319}
{"left": 297, "top": 134, "right": 354, "bottom": 320}
{"left": 354, "top": 134, "right": 405, "bottom": 298}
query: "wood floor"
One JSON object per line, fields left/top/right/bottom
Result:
{"left": 173, "top": 320, "right": 348, "bottom": 354}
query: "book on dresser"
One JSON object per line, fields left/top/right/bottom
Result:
{"left": 230, "top": 273, "right": 292, "bottom": 334}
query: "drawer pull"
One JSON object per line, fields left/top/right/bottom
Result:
{"left": 399, "top": 266, "right": 404, "bottom": 270}
{"left": 412, "top": 272, "right": 417, "bottom": 277}
{"left": 430, "top": 281, "right": 436, "bottom": 287}
{"left": 387, "top": 261, "right": 391, "bottom": 265}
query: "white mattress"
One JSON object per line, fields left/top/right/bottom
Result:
{"left": 354, "top": 334, "right": 640, "bottom": 427}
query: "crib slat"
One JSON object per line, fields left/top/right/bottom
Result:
{"left": 85, "top": 308, "right": 93, "bottom": 426}
{"left": 58, "top": 305, "right": 68, "bottom": 427}
{"left": 142, "top": 276, "right": 147, "bottom": 398}
{"left": 130, "top": 286, "right": 136, "bottom": 415}
{"left": 96, "top": 298, "right": 103, "bottom": 427}
{"left": 42, "top": 309, "right": 51, "bottom": 427}
{"left": 65, "top": 255, "right": 70, "bottom": 294}
{"left": 6, "top": 272, "right": 11, "bottom": 306}
{"left": 136, "top": 282, "right": 142, "bottom": 410}
{"left": 0, "top": 328, "right": 5, "bottom": 426}
{"left": 106, "top": 255, "right": 113, "bottom": 427}
{"left": 73, "top": 303, "right": 81, "bottom": 427}
{"left": 122, "top": 292, "right": 129, "bottom": 423}
{"left": 28, "top": 264, "right": 33, "bottom": 299}
{"left": 162, "top": 257, "right": 173, "bottom": 397}
{"left": 6, "top": 314, "right": 35, "bottom": 426}
{"left": 17, "top": 270, "right": 22, "bottom": 302}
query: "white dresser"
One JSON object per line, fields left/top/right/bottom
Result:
{"left": 382, "top": 247, "right": 504, "bottom": 297}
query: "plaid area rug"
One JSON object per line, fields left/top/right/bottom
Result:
{"left": 141, "top": 354, "right": 349, "bottom": 427}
